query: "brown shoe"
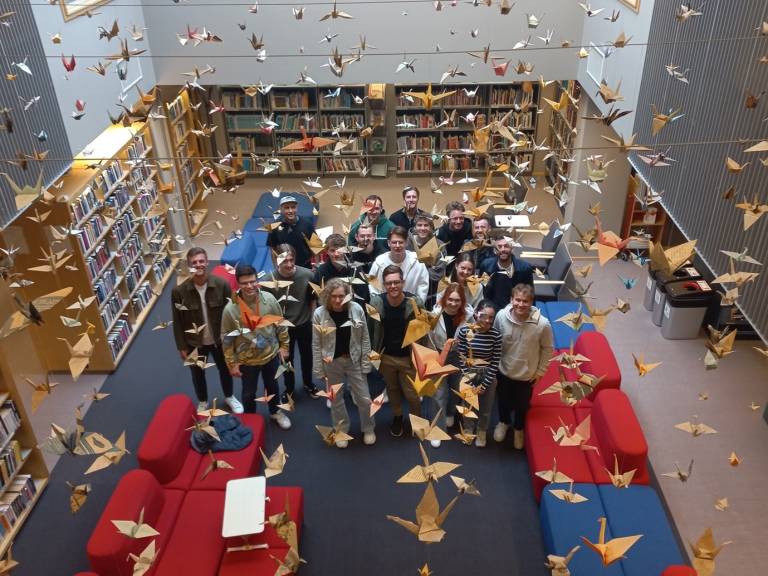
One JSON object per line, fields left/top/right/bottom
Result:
{"left": 513, "top": 428, "right": 524, "bottom": 450}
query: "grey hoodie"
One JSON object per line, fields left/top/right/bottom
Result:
{"left": 493, "top": 305, "right": 554, "bottom": 381}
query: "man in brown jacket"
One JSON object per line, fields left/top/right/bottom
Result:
{"left": 172, "top": 247, "right": 243, "bottom": 414}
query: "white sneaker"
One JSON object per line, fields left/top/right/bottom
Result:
{"left": 335, "top": 439, "right": 349, "bottom": 449}
{"left": 445, "top": 415, "right": 455, "bottom": 428}
{"left": 430, "top": 439, "right": 441, "bottom": 449}
{"left": 197, "top": 401, "right": 209, "bottom": 413}
{"left": 225, "top": 396, "right": 244, "bottom": 414}
{"left": 493, "top": 422, "right": 509, "bottom": 443}
{"left": 270, "top": 411, "right": 292, "bottom": 430}
{"left": 475, "top": 430, "right": 487, "bottom": 448}
{"left": 363, "top": 432, "right": 377, "bottom": 446}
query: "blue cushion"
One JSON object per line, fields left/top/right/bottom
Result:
{"left": 546, "top": 301, "right": 596, "bottom": 349}
{"left": 535, "top": 301, "right": 549, "bottom": 319}
{"left": 220, "top": 233, "right": 257, "bottom": 267}
{"left": 597, "top": 485, "right": 685, "bottom": 576}
{"left": 251, "top": 246, "right": 275, "bottom": 273}
{"left": 540, "top": 483, "right": 624, "bottom": 576}
{"left": 243, "top": 218, "right": 265, "bottom": 234}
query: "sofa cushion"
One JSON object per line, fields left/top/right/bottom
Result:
{"left": 531, "top": 358, "right": 594, "bottom": 409}
{"left": 598, "top": 485, "right": 686, "bottom": 576}
{"left": 546, "top": 301, "right": 596, "bottom": 349}
{"left": 154, "top": 490, "right": 227, "bottom": 576}
{"left": 218, "top": 547, "right": 292, "bottom": 576}
{"left": 87, "top": 470, "right": 185, "bottom": 576}
{"left": 221, "top": 234, "right": 258, "bottom": 267}
{"left": 138, "top": 395, "right": 203, "bottom": 489}
{"left": 540, "top": 482, "right": 624, "bottom": 576}
{"left": 211, "top": 265, "right": 238, "bottom": 292}
{"left": 661, "top": 567, "right": 697, "bottom": 576}
{"left": 585, "top": 390, "right": 650, "bottom": 486}
{"left": 190, "top": 414, "right": 265, "bottom": 490}
{"left": 574, "top": 331, "right": 622, "bottom": 392}
{"left": 525, "top": 407, "right": 595, "bottom": 502}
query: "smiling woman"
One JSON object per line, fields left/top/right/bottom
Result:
{"left": 59, "top": 0, "right": 113, "bottom": 21}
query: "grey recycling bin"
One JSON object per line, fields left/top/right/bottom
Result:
{"left": 643, "top": 269, "right": 657, "bottom": 311}
{"left": 650, "top": 267, "right": 701, "bottom": 325}
{"left": 661, "top": 280, "right": 715, "bottom": 340}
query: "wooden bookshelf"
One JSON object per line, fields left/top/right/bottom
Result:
{"left": 221, "top": 84, "right": 372, "bottom": 176}
{"left": 622, "top": 172, "right": 667, "bottom": 244}
{"left": 0, "top": 279, "right": 50, "bottom": 556}
{"left": 165, "top": 88, "right": 209, "bottom": 234}
{"left": 0, "top": 122, "right": 176, "bottom": 372}
{"left": 393, "top": 82, "right": 539, "bottom": 174}
{"left": 546, "top": 80, "right": 581, "bottom": 185}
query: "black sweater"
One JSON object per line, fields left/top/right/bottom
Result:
{"left": 436, "top": 218, "right": 473, "bottom": 257}
{"left": 266, "top": 217, "right": 316, "bottom": 268}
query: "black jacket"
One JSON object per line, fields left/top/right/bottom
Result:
{"left": 172, "top": 274, "right": 232, "bottom": 350}
{"left": 480, "top": 255, "right": 535, "bottom": 310}
{"left": 313, "top": 260, "right": 371, "bottom": 304}
{"left": 266, "top": 216, "right": 316, "bottom": 268}
{"left": 436, "top": 218, "right": 473, "bottom": 257}
{"left": 389, "top": 207, "right": 430, "bottom": 231}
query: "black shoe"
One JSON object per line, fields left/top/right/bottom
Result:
{"left": 280, "top": 392, "right": 291, "bottom": 405}
{"left": 304, "top": 385, "right": 321, "bottom": 399}
{"left": 390, "top": 416, "right": 404, "bottom": 437}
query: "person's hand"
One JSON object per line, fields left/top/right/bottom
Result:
{"left": 179, "top": 349, "right": 188, "bottom": 360}
{"left": 279, "top": 349, "right": 289, "bottom": 361}
{"left": 230, "top": 364, "right": 242, "bottom": 377}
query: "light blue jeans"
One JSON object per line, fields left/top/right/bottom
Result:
{"left": 325, "top": 356, "right": 375, "bottom": 434}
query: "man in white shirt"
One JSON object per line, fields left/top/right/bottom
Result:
{"left": 368, "top": 226, "right": 429, "bottom": 303}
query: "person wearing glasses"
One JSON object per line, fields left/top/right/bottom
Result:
{"left": 312, "top": 278, "right": 376, "bottom": 448}
{"left": 368, "top": 265, "right": 425, "bottom": 437}
{"left": 368, "top": 226, "right": 429, "bottom": 303}
{"left": 221, "top": 264, "right": 292, "bottom": 430}
{"left": 389, "top": 186, "right": 429, "bottom": 231}
{"left": 455, "top": 299, "right": 502, "bottom": 448}
{"left": 172, "top": 247, "right": 241, "bottom": 414}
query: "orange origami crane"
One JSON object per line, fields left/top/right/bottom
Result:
{"left": 279, "top": 127, "right": 337, "bottom": 152}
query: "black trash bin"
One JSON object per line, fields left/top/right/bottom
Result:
{"left": 661, "top": 279, "right": 716, "bottom": 340}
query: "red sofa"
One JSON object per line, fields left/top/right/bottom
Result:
{"left": 85, "top": 395, "right": 304, "bottom": 576}
{"left": 526, "top": 389, "right": 649, "bottom": 501}
{"left": 532, "top": 331, "right": 621, "bottom": 409}
{"left": 137, "top": 395, "right": 265, "bottom": 490}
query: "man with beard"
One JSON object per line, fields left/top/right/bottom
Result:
{"left": 436, "top": 200, "right": 473, "bottom": 259}
{"left": 389, "top": 186, "right": 429, "bottom": 231}
{"left": 480, "top": 234, "right": 534, "bottom": 310}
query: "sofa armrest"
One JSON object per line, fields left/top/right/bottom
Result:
{"left": 138, "top": 395, "right": 196, "bottom": 485}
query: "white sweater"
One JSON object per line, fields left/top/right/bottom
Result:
{"left": 368, "top": 250, "right": 430, "bottom": 303}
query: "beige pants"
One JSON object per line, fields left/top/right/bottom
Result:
{"left": 380, "top": 354, "right": 420, "bottom": 418}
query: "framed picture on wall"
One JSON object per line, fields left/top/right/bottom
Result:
{"left": 60, "top": 1, "right": 113, "bottom": 21}
{"left": 619, "top": 0, "right": 640, "bottom": 12}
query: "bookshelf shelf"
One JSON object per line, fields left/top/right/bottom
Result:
{"left": 622, "top": 172, "right": 667, "bottom": 244}
{"left": 546, "top": 80, "right": 581, "bottom": 188}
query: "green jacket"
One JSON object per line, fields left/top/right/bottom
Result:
{"left": 221, "top": 290, "right": 289, "bottom": 367}
{"left": 367, "top": 292, "right": 425, "bottom": 353}
{"left": 348, "top": 212, "right": 395, "bottom": 243}
{"left": 171, "top": 275, "right": 231, "bottom": 351}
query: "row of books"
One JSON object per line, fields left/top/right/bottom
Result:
{"left": 182, "top": 179, "right": 198, "bottom": 210}
{"left": 491, "top": 87, "right": 525, "bottom": 106}
{"left": 442, "top": 135, "right": 475, "bottom": 150}
{"left": 173, "top": 118, "right": 189, "bottom": 143}
{"left": 126, "top": 134, "right": 149, "bottom": 161}
{"left": 319, "top": 113, "right": 364, "bottom": 130}
{"left": 180, "top": 158, "right": 194, "bottom": 188}
{"left": 397, "top": 155, "right": 433, "bottom": 172}
{"left": 396, "top": 113, "right": 437, "bottom": 129}
{"left": 279, "top": 157, "right": 319, "bottom": 173}
{"left": 223, "top": 92, "right": 266, "bottom": 110}
{"left": 76, "top": 214, "right": 107, "bottom": 255}
{"left": 322, "top": 157, "right": 367, "bottom": 173}
{"left": 271, "top": 91, "right": 312, "bottom": 109}
{"left": 103, "top": 186, "right": 133, "bottom": 217}
{"left": 152, "top": 254, "right": 172, "bottom": 280}
{"left": 0, "top": 474, "right": 37, "bottom": 538}
{"left": 135, "top": 185, "right": 158, "bottom": 216}
{"left": 117, "top": 235, "right": 141, "bottom": 271}
{"left": 100, "top": 293, "right": 124, "bottom": 330}
{"left": 273, "top": 114, "right": 317, "bottom": 131}
{"left": 124, "top": 259, "right": 147, "bottom": 295}
{"left": 148, "top": 225, "right": 168, "bottom": 253}
{"left": 226, "top": 114, "right": 268, "bottom": 131}
{"left": 396, "top": 135, "right": 436, "bottom": 152}
{"left": 319, "top": 90, "right": 365, "bottom": 109}
{"left": 71, "top": 186, "right": 99, "bottom": 225}
{"left": 85, "top": 243, "right": 112, "bottom": 282}
{"left": 143, "top": 215, "right": 163, "bottom": 239}
{"left": 107, "top": 318, "right": 133, "bottom": 360}
{"left": 100, "top": 160, "right": 125, "bottom": 193}
{"left": 0, "top": 399, "right": 21, "bottom": 450}
{"left": 112, "top": 211, "right": 137, "bottom": 248}
{"left": 440, "top": 155, "right": 485, "bottom": 171}
{"left": 0, "top": 441, "right": 23, "bottom": 490}
{"left": 228, "top": 136, "right": 272, "bottom": 155}
{"left": 130, "top": 162, "right": 153, "bottom": 187}
{"left": 131, "top": 282, "right": 155, "bottom": 318}
{"left": 94, "top": 268, "right": 119, "bottom": 307}
{"left": 167, "top": 96, "right": 186, "bottom": 122}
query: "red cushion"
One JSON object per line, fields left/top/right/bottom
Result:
{"left": 154, "top": 490, "right": 227, "bottom": 576}
{"left": 138, "top": 395, "right": 202, "bottom": 487}
{"left": 662, "top": 567, "right": 698, "bottom": 576}
{"left": 87, "top": 470, "right": 185, "bottom": 576}
{"left": 574, "top": 331, "right": 622, "bottom": 391}
{"left": 222, "top": 486, "right": 305, "bottom": 551}
{"left": 525, "top": 407, "right": 595, "bottom": 502}
{"left": 218, "top": 547, "right": 292, "bottom": 576}
{"left": 530, "top": 358, "right": 594, "bottom": 409}
{"left": 584, "top": 390, "right": 650, "bottom": 485}
{"left": 190, "top": 415, "right": 266, "bottom": 490}
{"left": 212, "top": 265, "right": 238, "bottom": 291}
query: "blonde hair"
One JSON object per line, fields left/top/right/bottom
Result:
{"left": 320, "top": 277, "right": 351, "bottom": 309}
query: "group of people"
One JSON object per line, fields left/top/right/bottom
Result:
{"left": 171, "top": 189, "right": 554, "bottom": 450}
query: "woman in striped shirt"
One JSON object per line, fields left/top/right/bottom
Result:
{"left": 456, "top": 299, "right": 502, "bottom": 448}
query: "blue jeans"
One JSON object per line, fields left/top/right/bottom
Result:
{"left": 240, "top": 356, "right": 279, "bottom": 414}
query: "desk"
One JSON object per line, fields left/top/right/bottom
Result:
{"left": 222, "top": 476, "right": 266, "bottom": 538}
{"left": 495, "top": 214, "right": 531, "bottom": 228}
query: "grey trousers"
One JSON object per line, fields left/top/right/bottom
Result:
{"left": 325, "top": 356, "right": 375, "bottom": 434}
{"left": 464, "top": 377, "right": 497, "bottom": 433}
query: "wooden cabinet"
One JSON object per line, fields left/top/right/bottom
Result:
{"left": 622, "top": 172, "right": 667, "bottom": 245}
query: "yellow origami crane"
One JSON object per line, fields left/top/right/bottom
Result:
{"left": 386, "top": 482, "right": 459, "bottom": 543}
{"left": 690, "top": 527, "right": 732, "bottom": 576}
{"left": 581, "top": 516, "right": 642, "bottom": 566}
{"left": 398, "top": 443, "right": 461, "bottom": 484}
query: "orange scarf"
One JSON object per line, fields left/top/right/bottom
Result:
{"left": 237, "top": 292, "right": 262, "bottom": 331}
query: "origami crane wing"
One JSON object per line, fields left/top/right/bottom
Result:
{"left": 581, "top": 517, "right": 642, "bottom": 566}
{"left": 411, "top": 342, "right": 459, "bottom": 379}
{"left": 402, "top": 302, "right": 438, "bottom": 347}
{"left": 112, "top": 507, "right": 160, "bottom": 539}
{"left": 260, "top": 443, "right": 288, "bottom": 478}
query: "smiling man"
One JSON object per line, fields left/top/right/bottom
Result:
{"left": 348, "top": 194, "right": 394, "bottom": 243}
{"left": 368, "top": 226, "right": 429, "bottom": 303}
{"left": 480, "top": 234, "right": 534, "bottom": 310}
{"left": 266, "top": 195, "right": 316, "bottom": 268}
{"left": 389, "top": 186, "right": 429, "bottom": 231}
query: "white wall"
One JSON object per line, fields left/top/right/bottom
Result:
{"left": 30, "top": 3, "right": 157, "bottom": 154}
{"left": 576, "top": 0, "right": 655, "bottom": 139}
{"left": 142, "top": 0, "right": 585, "bottom": 85}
